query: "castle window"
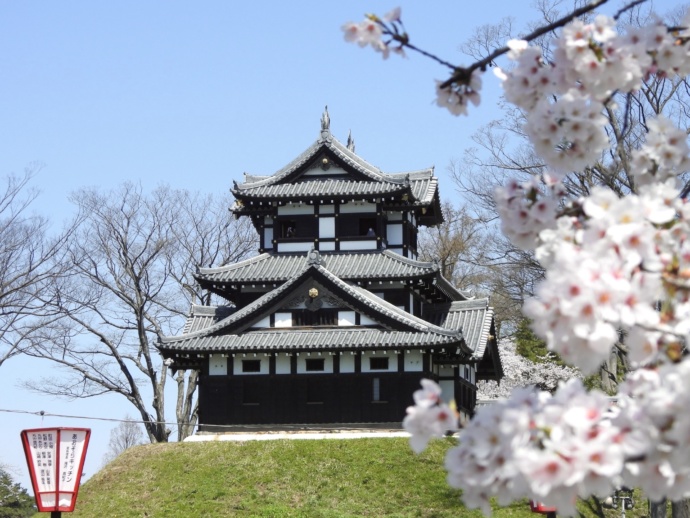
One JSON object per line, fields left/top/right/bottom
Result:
{"left": 281, "top": 220, "right": 297, "bottom": 238}
{"left": 369, "top": 357, "right": 389, "bottom": 370}
{"left": 293, "top": 309, "right": 338, "bottom": 326}
{"left": 305, "top": 358, "right": 325, "bottom": 372}
{"left": 242, "top": 360, "right": 261, "bottom": 373}
{"left": 372, "top": 377, "right": 388, "bottom": 402}
{"left": 359, "top": 217, "right": 377, "bottom": 236}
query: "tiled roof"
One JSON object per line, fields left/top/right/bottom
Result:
{"left": 388, "top": 171, "right": 439, "bottom": 206}
{"left": 425, "top": 299, "right": 495, "bottom": 361}
{"left": 183, "top": 305, "right": 235, "bottom": 334}
{"left": 160, "top": 328, "right": 463, "bottom": 353}
{"left": 234, "top": 131, "right": 437, "bottom": 206}
{"left": 239, "top": 132, "right": 422, "bottom": 187}
{"left": 316, "top": 265, "right": 461, "bottom": 337}
{"left": 162, "top": 283, "right": 495, "bottom": 361}
{"left": 197, "top": 250, "right": 442, "bottom": 284}
{"left": 165, "top": 258, "right": 465, "bottom": 348}
{"left": 233, "top": 179, "right": 408, "bottom": 200}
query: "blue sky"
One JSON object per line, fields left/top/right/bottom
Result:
{"left": 0, "top": 0, "right": 683, "bottom": 493}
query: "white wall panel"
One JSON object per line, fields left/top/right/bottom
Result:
{"left": 276, "top": 354, "right": 291, "bottom": 374}
{"left": 340, "top": 201, "right": 376, "bottom": 213}
{"left": 338, "top": 311, "right": 356, "bottom": 326}
{"left": 209, "top": 355, "right": 227, "bottom": 376}
{"left": 319, "top": 218, "right": 335, "bottom": 238}
{"left": 274, "top": 312, "right": 292, "bottom": 328}
{"left": 404, "top": 350, "right": 424, "bottom": 372}
{"left": 277, "top": 204, "right": 314, "bottom": 215}
{"left": 340, "top": 354, "right": 355, "bottom": 373}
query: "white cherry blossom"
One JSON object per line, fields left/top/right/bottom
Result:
{"left": 346, "top": 4, "right": 690, "bottom": 514}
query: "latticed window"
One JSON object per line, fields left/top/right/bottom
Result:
{"left": 292, "top": 309, "right": 338, "bottom": 326}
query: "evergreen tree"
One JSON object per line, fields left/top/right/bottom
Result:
{"left": 0, "top": 469, "right": 35, "bottom": 518}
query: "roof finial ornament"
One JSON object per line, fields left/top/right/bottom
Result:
{"left": 346, "top": 130, "right": 356, "bottom": 152}
{"left": 307, "top": 247, "right": 322, "bottom": 266}
{"left": 320, "top": 106, "right": 330, "bottom": 137}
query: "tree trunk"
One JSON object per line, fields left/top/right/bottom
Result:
{"left": 672, "top": 500, "right": 690, "bottom": 518}
{"left": 599, "top": 349, "right": 618, "bottom": 394}
{"left": 651, "top": 499, "right": 667, "bottom": 518}
{"left": 176, "top": 369, "right": 199, "bottom": 441}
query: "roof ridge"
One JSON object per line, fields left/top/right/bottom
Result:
{"left": 315, "top": 265, "right": 463, "bottom": 339}
{"left": 234, "top": 133, "right": 431, "bottom": 191}
{"left": 381, "top": 250, "right": 437, "bottom": 269}
{"left": 164, "top": 262, "right": 312, "bottom": 343}
{"left": 197, "top": 253, "right": 269, "bottom": 274}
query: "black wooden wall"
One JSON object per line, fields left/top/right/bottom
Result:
{"left": 197, "top": 372, "right": 433, "bottom": 429}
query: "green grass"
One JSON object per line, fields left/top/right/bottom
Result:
{"left": 64, "top": 437, "right": 652, "bottom": 517}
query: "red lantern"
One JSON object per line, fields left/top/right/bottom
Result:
{"left": 21, "top": 428, "right": 91, "bottom": 513}
{"left": 530, "top": 500, "right": 558, "bottom": 514}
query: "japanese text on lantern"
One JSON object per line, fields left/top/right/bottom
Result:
{"left": 30, "top": 432, "right": 56, "bottom": 491}
{"left": 61, "top": 433, "right": 78, "bottom": 484}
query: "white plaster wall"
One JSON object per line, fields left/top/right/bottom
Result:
{"left": 296, "top": 355, "right": 333, "bottom": 374}
{"left": 389, "top": 247, "right": 404, "bottom": 256}
{"left": 274, "top": 312, "right": 292, "bottom": 328}
{"left": 438, "top": 365, "right": 455, "bottom": 377}
{"left": 252, "top": 316, "right": 270, "bottom": 329}
{"left": 319, "top": 218, "right": 335, "bottom": 238}
{"left": 320, "top": 204, "right": 335, "bottom": 214}
{"left": 339, "top": 201, "right": 376, "bottom": 214}
{"left": 360, "top": 314, "right": 376, "bottom": 326}
{"left": 340, "top": 240, "right": 377, "bottom": 251}
{"left": 209, "top": 355, "right": 227, "bottom": 376}
{"left": 276, "top": 354, "right": 291, "bottom": 374}
{"left": 338, "top": 311, "right": 356, "bottom": 326}
{"left": 386, "top": 211, "right": 402, "bottom": 221}
{"left": 440, "top": 380, "right": 455, "bottom": 403}
{"left": 263, "top": 228, "right": 273, "bottom": 250}
{"left": 340, "top": 353, "right": 355, "bottom": 373}
{"left": 361, "top": 351, "right": 397, "bottom": 373}
{"left": 387, "top": 224, "right": 403, "bottom": 245}
{"left": 278, "top": 242, "right": 312, "bottom": 253}
{"left": 277, "top": 204, "right": 314, "bottom": 215}
{"left": 404, "top": 350, "right": 424, "bottom": 372}
{"left": 264, "top": 216, "right": 273, "bottom": 225}
{"left": 232, "top": 356, "right": 270, "bottom": 375}
{"left": 318, "top": 242, "right": 336, "bottom": 251}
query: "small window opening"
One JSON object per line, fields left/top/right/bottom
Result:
{"left": 242, "top": 359, "right": 261, "bottom": 373}
{"left": 359, "top": 217, "right": 377, "bottom": 236}
{"left": 305, "top": 358, "right": 325, "bottom": 372}
{"left": 373, "top": 378, "right": 381, "bottom": 401}
{"left": 369, "top": 357, "right": 389, "bottom": 371}
{"left": 281, "top": 220, "right": 297, "bottom": 238}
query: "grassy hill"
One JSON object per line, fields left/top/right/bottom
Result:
{"left": 67, "top": 437, "right": 512, "bottom": 517}
{"left": 64, "top": 437, "right": 649, "bottom": 517}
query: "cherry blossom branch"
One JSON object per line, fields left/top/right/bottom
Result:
{"left": 440, "top": 0, "right": 614, "bottom": 88}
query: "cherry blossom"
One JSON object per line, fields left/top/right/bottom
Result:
{"left": 346, "top": 4, "right": 690, "bottom": 514}
{"left": 402, "top": 379, "right": 457, "bottom": 453}
{"left": 341, "top": 18, "right": 389, "bottom": 58}
{"left": 435, "top": 71, "right": 482, "bottom": 116}
{"left": 477, "top": 338, "right": 580, "bottom": 400}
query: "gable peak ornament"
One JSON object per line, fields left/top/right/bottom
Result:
{"left": 307, "top": 248, "right": 322, "bottom": 266}
{"left": 320, "top": 106, "right": 331, "bottom": 137}
{"left": 346, "top": 130, "right": 356, "bottom": 152}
